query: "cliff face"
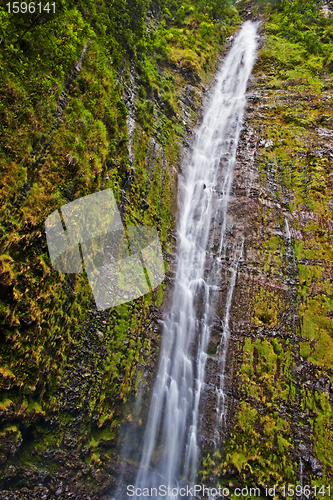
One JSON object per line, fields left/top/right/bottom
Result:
{"left": 0, "top": 1, "right": 239, "bottom": 497}
{"left": 200, "top": 2, "right": 333, "bottom": 495}
{"left": 1, "top": 0, "right": 333, "bottom": 498}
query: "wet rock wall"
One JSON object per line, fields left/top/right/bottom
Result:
{"left": 200, "top": 17, "right": 333, "bottom": 497}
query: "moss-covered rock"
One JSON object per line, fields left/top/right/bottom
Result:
{"left": 0, "top": 0, "right": 239, "bottom": 496}
{"left": 199, "top": 1, "right": 333, "bottom": 495}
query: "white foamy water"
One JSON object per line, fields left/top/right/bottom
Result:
{"left": 129, "top": 21, "right": 259, "bottom": 499}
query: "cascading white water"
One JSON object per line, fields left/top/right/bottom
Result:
{"left": 131, "top": 21, "right": 259, "bottom": 499}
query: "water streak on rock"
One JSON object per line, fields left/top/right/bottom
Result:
{"left": 215, "top": 240, "right": 244, "bottom": 443}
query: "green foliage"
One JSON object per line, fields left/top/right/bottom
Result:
{"left": 150, "top": 0, "right": 238, "bottom": 24}
{"left": 201, "top": 402, "right": 295, "bottom": 487}
{"left": 0, "top": 0, "right": 238, "bottom": 488}
{"left": 265, "top": 0, "right": 333, "bottom": 62}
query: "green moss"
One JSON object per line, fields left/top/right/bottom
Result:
{"left": 251, "top": 287, "right": 280, "bottom": 328}
{"left": 201, "top": 0, "right": 333, "bottom": 489}
{"left": 155, "top": 284, "right": 166, "bottom": 307}
{"left": 0, "top": 0, "right": 240, "bottom": 484}
{"left": 203, "top": 402, "right": 295, "bottom": 487}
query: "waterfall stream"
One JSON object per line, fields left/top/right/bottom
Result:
{"left": 127, "top": 21, "right": 259, "bottom": 499}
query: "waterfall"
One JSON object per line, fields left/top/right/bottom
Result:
{"left": 126, "top": 21, "right": 259, "bottom": 499}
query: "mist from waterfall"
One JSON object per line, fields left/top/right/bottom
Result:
{"left": 123, "top": 21, "right": 259, "bottom": 500}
